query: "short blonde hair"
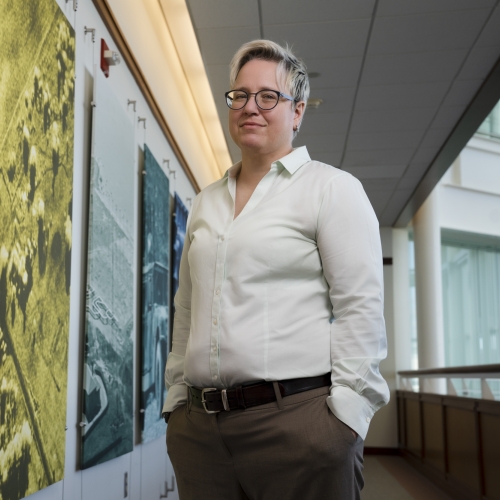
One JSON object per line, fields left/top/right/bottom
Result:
{"left": 229, "top": 39, "right": 310, "bottom": 106}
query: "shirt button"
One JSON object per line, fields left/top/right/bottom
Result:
{"left": 213, "top": 318, "right": 217, "bottom": 325}
{"left": 213, "top": 375, "right": 217, "bottom": 380}
{"left": 221, "top": 235, "right": 225, "bottom": 241}
{"left": 216, "top": 289, "right": 220, "bottom": 295}
{"left": 212, "top": 346, "right": 217, "bottom": 353}
{"left": 366, "top": 417, "right": 371, "bottom": 423}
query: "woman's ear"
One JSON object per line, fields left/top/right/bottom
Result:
{"left": 293, "top": 101, "right": 306, "bottom": 132}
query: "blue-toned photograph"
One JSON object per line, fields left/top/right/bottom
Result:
{"left": 171, "top": 193, "right": 189, "bottom": 307}
{"left": 140, "top": 145, "right": 170, "bottom": 443}
{"left": 82, "top": 70, "right": 135, "bottom": 469}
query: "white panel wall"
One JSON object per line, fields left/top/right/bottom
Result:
{"left": 364, "top": 227, "right": 399, "bottom": 448}
{"left": 439, "top": 137, "right": 500, "bottom": 239}
{"left": 24, "top": 1, "right": 196, "bottom": 498}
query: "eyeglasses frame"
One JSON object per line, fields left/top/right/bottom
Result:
{"left": 225, "top": 89, "right": 297, "bottom": 111}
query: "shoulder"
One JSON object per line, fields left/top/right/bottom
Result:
{"left": 300, "top": 160, "right": 362, "bottom": 190}
{"left": 192, "top": 175, "right": 226, "bottom": 205}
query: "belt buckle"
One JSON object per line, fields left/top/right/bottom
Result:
{"left": 201, "top": 388, "right": 220, "bottom": 414}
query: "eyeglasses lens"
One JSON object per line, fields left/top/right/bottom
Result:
{"left": 226, "top": 91, "right": 247, "bottom": 109}
{"left": 256, "top": 91, "right": 278, "bottom": 109}
{"left": 226, "top": 90, "right": 279, "bottom": 110}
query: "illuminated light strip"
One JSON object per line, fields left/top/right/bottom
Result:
{"left": 159, "top": 0, "right": 232, "bottom": 177}
{"left": 92, "top": 0, "right": 232, "bottom": 190}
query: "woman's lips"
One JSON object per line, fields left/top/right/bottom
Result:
{"left": 240, "top": 122, "right": 264, "bottom": 128}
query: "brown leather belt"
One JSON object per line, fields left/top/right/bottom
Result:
{"left": 189, "top": 373, "right": 331, "bottom": 413}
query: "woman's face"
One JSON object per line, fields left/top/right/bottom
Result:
{"left": 228, "top": 59, "right": 304, "bottom": 158}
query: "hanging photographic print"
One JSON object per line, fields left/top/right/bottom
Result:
{"left": 81, "top": 69, "right": 135, "bottom": 469}
{"left": 171, "top": 193, "right": 189, "bottom": 321}
{"left": 140, "top": 145, "right": 170, "bottom": 443}
{"left": 0, "top": 0, "right": 75, "bottom": 498}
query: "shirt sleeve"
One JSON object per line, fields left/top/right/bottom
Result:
{"left": 162, "top": 205, "right": 194, "bottom": 414}
{"left": 316, "top": 173, "right": 390, "bottom": 440}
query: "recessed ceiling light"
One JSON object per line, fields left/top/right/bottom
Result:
{"left": 306, "top": 98, "right": 323, "bottom": 109}
{"left": 308, "top": 72, "right": 320, "bottom": 78}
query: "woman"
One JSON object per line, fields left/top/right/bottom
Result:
{"left": 163, "top": 40, "right": 389, "bottom": 500}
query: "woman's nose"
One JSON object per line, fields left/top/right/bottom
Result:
{"left": 244, "top": 95, "right": 259, "bottom": 113}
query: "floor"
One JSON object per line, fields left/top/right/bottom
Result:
{"left": 361, "top": 456, "right": 454, "bottom": 500}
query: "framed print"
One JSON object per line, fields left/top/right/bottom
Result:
{"left": 140, "top": 145, "right": 170, "bottom": 443}
{"left": 81, "top": 69, "right": 135, "bottom": 469}
{"left": 0, "top": 0, "right": 75, "bottom": 497}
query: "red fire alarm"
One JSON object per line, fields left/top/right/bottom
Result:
{"left": 100, "top": 38, "right": 121, "bottom": 78}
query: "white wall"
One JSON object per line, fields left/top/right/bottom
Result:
{"left": 26, "top": 1, "right": 197, "bottom": 498}
{"left": 364, "top": 227, "right": 399, "bottom": 449}
{"left": 439, "top": 135, "right": 500, "bottom": 238}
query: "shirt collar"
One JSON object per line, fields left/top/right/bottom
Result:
{"left": 224, "top": 146, "right": 311, "bottom": 178}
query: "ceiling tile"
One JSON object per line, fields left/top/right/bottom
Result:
{"left": 377, "top": 213, "right": 394, "bottom": 225}
{"left": 187, "top": 0, "right": 259, "bottom": 28}
{"left": 369, "top": 10, "right": 490, "bottom": 55}
{"left": 377, "top": 0, "right": 496, "bottom": 17}
{"left": 300, "top": 112, "right": 351, "bottom": 136}
{"left": 206, "top": 64, "right": 231, "bottom": 100}
{"left": 405, "top": 163, "right": 430, "bottom": 177}
{"left": 441, "top": 79, "right": 483, "bottom": 107}
{"left": 379, "top": 189, "right": 415, "bottom": 225}
{"left": 363, "top": 190, "right": 393, "bottom": 213}
{"left": 350, "top": 108, "right": 435, "bottom": 133}
{"left": 261, "top": 0, "right": 375, "bottom": 24}
{"left": 397, "top": 176, "right": 422, "bottom": 190}
{"left": 361, "top": 50, "right": 467, "bottom": 85}
{"left": 342, "top": 148, "right": 415, "bottom": 167}
{"left": 305, "top": 87, "right": 357, "bottom": 113}
{"left": 312, "top": 151, "right": 343, "bottom": 166}
{"left": 411, "top": 147, "right": 439, "bottom": 165}
{"left": 196, "top": 26, "right": 261, "bottom": 65}
{"left": 343, "top": 165, "right": 407, "bottom": 178}
{"left": 355, "top": 82, "right": 450, "bottom": 111}
{"left": 430, "top": 106, "right": 465, "bottom": 129}
{"left": 476, "top": 6, "right": 500, "bottom": 47}
{"left": 264, "top": 19, "right": 371, "bottom": 59}
{"left": 359, "top": 178, "right": 399, "bottom": 191}
{"left": 456, "top": 46, "right": 500, "bottom": 80}
{"left": 418, "top": 128, "right": 451, "bottom": 150}
{"left": 294, "top": 133, "right": 346, "bottom": 152}
{"left": 347, "top": 130, "right": 424, "bottom": 151}
{"left": 306, "top": 57, "right": 363, "bottom": 88}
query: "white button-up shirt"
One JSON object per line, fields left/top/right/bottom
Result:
{"left": 163, "top": 146, "right": 389, "bottom": 439}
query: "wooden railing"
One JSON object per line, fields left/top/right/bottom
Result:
{"left": 397, "top": 364, "right": 500, "bottom": 500}
{"left": 399, "top": 363, "right": 500, "bottom": 399}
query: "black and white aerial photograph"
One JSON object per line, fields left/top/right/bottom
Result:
{"left": 140, "top": 145, "right": 170, "bottom": 443}
{"left": 81, "top": 70, "right": 135, "bottom": 469}
{"left": 0, "top": 0, "right": 75, "bottom": 498}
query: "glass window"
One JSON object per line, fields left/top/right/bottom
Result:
{"left": 476, "top": 100, "right": 500, "bottom": 140}
{"left": 441, "top": 240, "right": 500, "bottom": 367}
{"left": 408, "top": 234, "right": 418, "bottom": 370}
{"left": 441, "top": 237, "right": 500, "bottom": 399}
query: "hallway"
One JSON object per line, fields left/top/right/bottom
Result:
{"left": 362, "top": 455, "right": 453, "bottom": 500}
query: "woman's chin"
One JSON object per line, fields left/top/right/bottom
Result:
{"left": 238, "top": 136, "right": 267, "bottom": 152}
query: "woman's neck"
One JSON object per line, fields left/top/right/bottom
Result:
{"left": 239, "top": 145, "right": 293, "bottom": 181}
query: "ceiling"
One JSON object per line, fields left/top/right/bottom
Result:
{"left": 185, "top": 0, "right": 500, "bottom": 226}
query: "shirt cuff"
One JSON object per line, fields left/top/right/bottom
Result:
{"left": 326, "top": 385, "right": 374, "bottom": 441}
{"left": 162, "top": 384, "right": 188, "bottom": 414}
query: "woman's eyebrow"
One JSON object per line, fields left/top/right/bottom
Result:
{"left": 232, "top": 87, "right": 278, "bottom": 91}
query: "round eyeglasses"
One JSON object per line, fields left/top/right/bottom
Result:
{"left": 225, "top": 89, "right": 296, "bottom": 110}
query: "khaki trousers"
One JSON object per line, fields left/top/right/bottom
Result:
{"left": 166, "top": 386, "right": 364, "bottom": 500}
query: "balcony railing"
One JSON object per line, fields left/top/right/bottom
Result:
{"left": 398, "top": 363, "right": 500, "bottom": 399}
{"left": 396, "top": 364, "right": 500, "bottom": 500}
